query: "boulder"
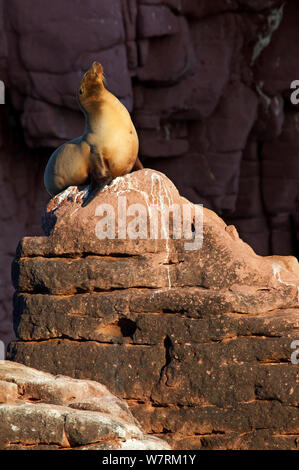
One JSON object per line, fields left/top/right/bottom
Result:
{"left": 7, "top": 169, "right": 299, "bottom": 449}
{"left": 0, "top": 360, "right": 170, "bottom": 450}
{"left": 2, "top": 0, "right": 299, "bottom": 385}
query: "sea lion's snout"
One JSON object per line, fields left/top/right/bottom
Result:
{"left": 91, "top": 61, "right": 103, "bottom": 77}
{"left": 84, "top": 61, "right": 104, "bottom": 86}
{"left": 78, "top": 61, "right": 104, "bottom": 108}
{"left": 45, "top": 59, "right": 140, "bottom": 201}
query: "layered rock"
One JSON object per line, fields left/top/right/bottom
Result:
{"left": 3, "top": 0, "right": 299, "bottom": 350}
{"left": 0, "top": 360, "right": 170, "bottom": 450}
{"left": 7, "top": 169, "right": 299, "bottom": 450}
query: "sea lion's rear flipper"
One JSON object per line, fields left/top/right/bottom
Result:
{"left": 132, "top": 157, "right": 143, "bottom": 171}
{"left": 82, "top": 150, "right": 112, "bottom": 207}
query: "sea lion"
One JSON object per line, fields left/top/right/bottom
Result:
{"left": 44, "top": 61, "right": 142, "bottom": 203}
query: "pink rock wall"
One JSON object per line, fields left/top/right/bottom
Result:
{"left": 0, "top": 110, "right": 49, "bottom": 349}
{"left": 1, "top": 0, "right": 299, "bottom": 347}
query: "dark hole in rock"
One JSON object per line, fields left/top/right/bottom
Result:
{"left": 118, "top": 318, "right": 137, "bottom": 337}
{"left": 164, "top": 335, "right": 173, "bottom": 367}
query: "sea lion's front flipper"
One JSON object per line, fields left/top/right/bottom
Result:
{"left": 82, "top": 150, "right": 112, "bottom": 207}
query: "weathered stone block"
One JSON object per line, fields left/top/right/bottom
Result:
{"left": 0, "top": 361, "right": 170, "bottom": 450}
{"left": 0, "top": 379, "right": 18, "bottom": 403}
{"left": 0, "top": 403, "right": 69, "bottom": 448}
{"left": 138, "top": 5, "right": 180, "bottom": 38}
{"left": 6, "top": 170, "right": 299, "bottom": 449}
{"left": 137, "top": 17, "right": 195, "bottom": 83}
{"left": 65, "top": 409, "right": 142, "bottom": 446}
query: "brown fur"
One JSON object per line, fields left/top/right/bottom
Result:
{"left": 44, "top": 61, "right": 142, "bottom": 199}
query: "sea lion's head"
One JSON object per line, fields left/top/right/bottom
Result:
{"left": 78, "top": 61, "right": 105, "bottom": 111}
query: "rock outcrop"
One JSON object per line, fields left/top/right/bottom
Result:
{"left": 0, "top": 360, "right": 170, "bottom": 450}
{"left": 2, "top": 0, "right": 299, "bottom": 351}
{"left": 7, "top": 169, "right": 299, "bottom": 450}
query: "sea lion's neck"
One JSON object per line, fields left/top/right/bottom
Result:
{"left": 83, "top": 101, "right": 104, "bottom": 134}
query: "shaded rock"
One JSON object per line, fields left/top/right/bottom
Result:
{"left": 0, "top": 361, "right": 170, "bottom": 450}
{"left": 139, "top": 128, "right": 189, "bottom": 159}
{"left": 238, "top": 0, "right": 283, "bottom": 11}
{"left": 254, "top": 2, "right": 298, "bottom": 96}
{"left": 137, "top": 5, "right": 180, "bottom": 38}
{"left": 2, "top": 0, "right": 299, "bottom": 431}
{"left": 0, "top": 401, "right": 69, "bottom": 448}
{"left": 4, "top": 0, "right": 133, "bottom": 147}
{"left": 121, "top": 0, "right": 137, "bottom": 42}
{"left": 21, "top": 99, "right": 84, "bottom": 148}
{"left": 189, "top": 82, "right": 258, "bottom": 153}
{"left": 138, "top": 14, "right": 237, "bottom": 120}
{"left": 65, "top": 409, "right": 142, "bottom": 446}
{"left": 0, "top": 379, "right": 18, "bottom": 403}
{"left": 252, "top": 88, "right": 284, "bottom": 141}
{"left": 262, "top": 112, "right": 299, "bottom": 216}
{"left": 165, "top": 0, "right": 239, "bottom": 19}
{"left": 137, "top": 17, "right": 195, "bottom": 84}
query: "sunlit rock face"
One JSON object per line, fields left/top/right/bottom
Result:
{"left": 7, "top": 169, "right": 299, "bottom": 450}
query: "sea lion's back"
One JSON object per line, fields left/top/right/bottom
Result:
{"left": 44, "top": 138, "right": 90, "bottom": 196}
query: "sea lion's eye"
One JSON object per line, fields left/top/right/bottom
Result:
{"left": 79, "top": 88, "right": 84, "bottom": 95}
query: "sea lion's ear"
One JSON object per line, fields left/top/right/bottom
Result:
{"left": 92, "top": 61, "right": 103, "bottom": 77}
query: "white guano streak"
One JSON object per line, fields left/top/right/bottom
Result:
{"left": 272, "top": 263, "right": 299, "bottom": 302}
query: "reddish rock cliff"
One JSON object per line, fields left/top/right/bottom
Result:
{"left": 1, "top": 0, "right": 299, "bottom": 363}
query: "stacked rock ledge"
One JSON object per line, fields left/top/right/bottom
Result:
{"left": 8, "top": 169, "right": 299, "bottom": 450}
{"left": 0, "top": 360, "right": 170, "bottom": 450}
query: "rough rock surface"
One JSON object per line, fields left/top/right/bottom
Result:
{"left": 2, "top": 0, "right": 299, "bottom": 368}
{"left": 0, "top": 360, "right": 170, "bottom": 450}
{"left": 7, "top": 169, "right": 299, "bottom": 450}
